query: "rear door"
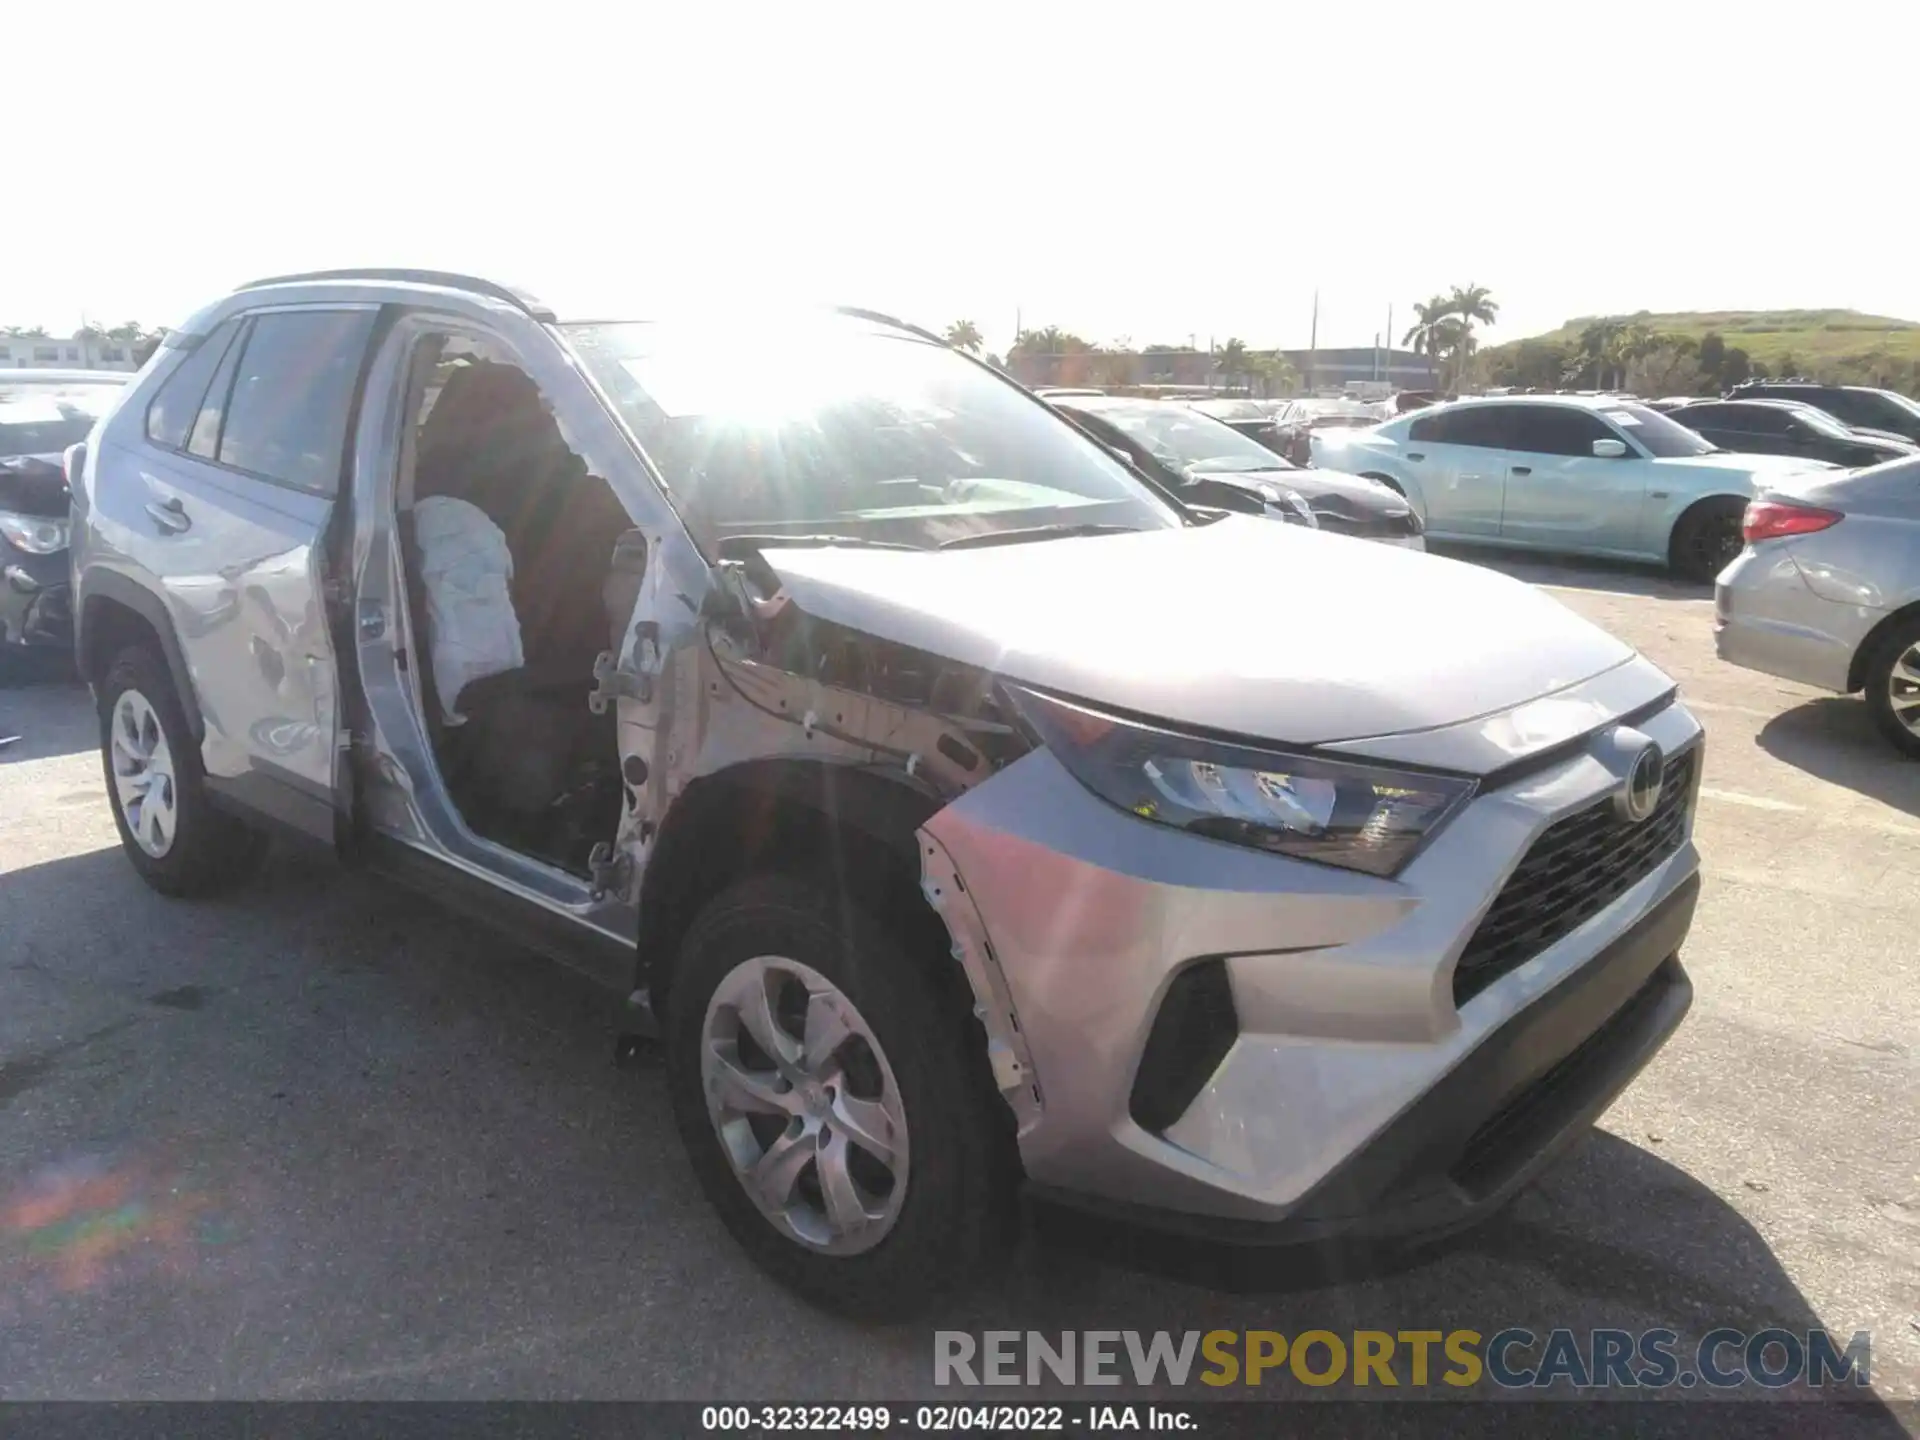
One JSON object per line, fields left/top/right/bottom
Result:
{"left": 1497, "top": 405, "right": 1652, "bottom": 553}
{"left": 1402, "top": 405, "right": 1515, "bottom": 537}
{"left": 130, "top": 306, "right": 379, "bottom": 843}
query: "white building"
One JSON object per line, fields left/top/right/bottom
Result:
{"left": 0, "top": 333, "right": 141, "bottom": 370}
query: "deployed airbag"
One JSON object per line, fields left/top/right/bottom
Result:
{"left": 411, "top": 496, "right": 524, "bottom": 723}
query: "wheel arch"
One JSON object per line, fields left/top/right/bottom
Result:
{"left": 1848, "top": 599, "right": 1920, "bottom": 693}
{"left": 636, "top": 759, "right": 951, "bottom": 1019}
{"left": 76, "top": 575, "right": 204, "bottom": 742}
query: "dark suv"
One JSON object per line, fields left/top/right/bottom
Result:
{"left": 1671, "top": 399, "right": 1916, "bottom": 469}
{"left": 1727, "top": 382, "right": 1920, "bottom": 444}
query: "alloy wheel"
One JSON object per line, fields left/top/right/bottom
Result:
{"left": 109, "top": 688, "right": 178, "bottom": 858}
{"left": 1688, "top": 513, "right": 1743, "bottom": 579}
{"left": 1886, "top": 643, "right": 1920, "bottom": 736}
{"left": 700, "top": 955, "right": 909, "bottom": 1255}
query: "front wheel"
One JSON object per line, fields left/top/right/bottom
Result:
{"left": 665, "top": 874, "right": 1017, "bottom": 1317}
{"left": 1668, "top": 498, "right": 1747, "bottom": 583}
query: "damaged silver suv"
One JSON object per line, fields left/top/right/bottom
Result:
{"left": 71, "top": 270, "right": 1702, "bottom": 1316}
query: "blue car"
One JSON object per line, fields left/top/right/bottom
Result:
{"left": 1310, "top": 394, "right": 1838, "bottom": 580}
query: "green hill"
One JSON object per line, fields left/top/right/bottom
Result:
{"left": 1516, "top": 309, "right": 1920, "bottom": 365}
{"left": 1486, "top": 308, "right": 1920, "bottom": 391}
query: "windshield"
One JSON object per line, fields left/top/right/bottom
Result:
{"left": 1191, "top": 399, "right": 1268, "bottom": 422}
{"left": 565, "top": 319, "right": 1182, "bottom": 550}
{"left": 1871, "top": 389, "right": 1920, "bottom": 421}
{"left": 0, "top": 382, "right": 122, "bottom": 459}
{"left": 1786, "top": 405, "right": 1852, "bottom": 439}
{"left": 1079, "top": 402, "right": 1295, "bottom": 474}
{"left": 1596, "top": 403, "right": 1717, "bottom": 458}
{"left": 1292, "top": 400, "right": 1375, "bottom": 422}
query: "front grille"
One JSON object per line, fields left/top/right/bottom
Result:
{"left": 1452, "top": 748, "right": 1696, "bottom": 1006}
{"left": 1318, "top": 507, "right": 1424, "bottom": 539}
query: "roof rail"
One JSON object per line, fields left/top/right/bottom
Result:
{"left": 235, "top": 268, "right": 556, "bottom": 322}
{"left": 833, "top": 305, "right": 945, "bottom": 346}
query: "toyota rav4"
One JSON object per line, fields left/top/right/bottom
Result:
{"left": 70, "top": 269, "right": 1702, "bottom": 1316}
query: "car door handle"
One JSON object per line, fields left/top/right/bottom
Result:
{"left": 144, "top": 497, "right": 191, "bottom": 534}
{"left": 1406, "top": 452, "right": 1425, "bottom": 462}
{"left": 1510, "top": 466, "right": 1532, "bottom": 476}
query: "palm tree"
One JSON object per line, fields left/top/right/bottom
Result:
{"left": 1443, "top": 284, "right": 1498, "bottom": 389}
{"left": 944, "top": 320, "right": 982, "bottom": 353}
{"left": 1215, "top": 337, "right": 1249, "bottom": 391}
{"left": 1402, "top": 296, "right": 1452, "bottom": 385}
{"left": 1433, "top": 317, "right": 1475, "bottom": 391}
{"left": 107, "top": 322, "right": 146, "bottom": 342}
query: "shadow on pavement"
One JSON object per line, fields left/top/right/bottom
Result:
{"left": 0, "top": 845, "right": 1907, "bottom": 1420}
{"left": 1757, "top": 697, "right": 1920, "bottom": 818}
{"left": 0, "top": 654, "right": 94, "bottom": 763}
{"left": 1430, "top": 543, "right": 1712, "bottom": 603}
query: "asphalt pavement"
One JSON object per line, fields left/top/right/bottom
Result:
{"left": 0, "top": 554, "right": 1914, "bottom": 1422}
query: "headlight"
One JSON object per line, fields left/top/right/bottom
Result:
{"left": 0, "top": 510, "right": 69, "bottom": 555}
{"left": 1009, "top": 688, "right": 1475, "bottom": 877}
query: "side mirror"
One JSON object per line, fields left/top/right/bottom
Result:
{"left": 1591, "top": 438, "right": 1629, "bottom": 459}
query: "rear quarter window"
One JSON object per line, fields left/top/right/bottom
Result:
{"left": 145, "top": 321, "right": 243, "bottom": 450}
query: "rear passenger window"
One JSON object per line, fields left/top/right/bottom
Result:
{"left": 144, "top": 321, "right": 242, "bottom": 450}
{"left": 216, "top": 310, "right": 378, "bottom": 495}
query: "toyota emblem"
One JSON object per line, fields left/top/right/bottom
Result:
{"left": 1617, "top": 741, "right": 1665, "bottom": 823}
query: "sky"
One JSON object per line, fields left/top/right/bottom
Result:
{"left": 11, "top": 0, "right": 1919, "bottom": 355}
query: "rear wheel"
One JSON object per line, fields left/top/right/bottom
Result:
{"left": 98, "top": 645, "right": 262, "bottom": 896}
{"left": 665, "top": 873, "right": 1017, "bottom": 1317}
{"left": 1863, "top": 615, "right": 1920, "bottom": 759}
{"left": 1668, "top": 498, "right": 1747, "bottom": 583}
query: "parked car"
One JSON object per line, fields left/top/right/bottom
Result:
{"left": 1716, "top": 456, "right": 1920, "bottom": 756}
{"left": 73, "top": 269, "right": 1702, "bottom": 1316}
{"left": 1271, "top": 397, "right": 1383, "bottom": 464}
{"left": 1727, "top": 381, "right": 1920, "bottom": 445}
{"left": 1311, "top": 394, "right": 1840, "bottom": 580}
{"left": 1645, "top": 396, "right": 1703, "bottom": 414}
{"left": 1187, "top": 396, "right": 1283, "bottom": 447}
{"left": 1669, "top": 399, "right": 1916, "bottom": 469}
{"left": 1052, "top": 394, "right": 1424, "bottom": 545}
{"left": 1, "top": 369, "right": 130, "bottom": 652}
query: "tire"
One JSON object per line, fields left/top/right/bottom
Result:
{"left": 1862, "top": 615, "right": 1920, "bottom": 759}
{"left": 1668, "top": 498, "right": 1747, "bottom": 583}
{"left": 665, "top": 873, "right": 1018, "bottom": 1317}
{"left": 98, "top": 644, "right": 263, "bottom": 897}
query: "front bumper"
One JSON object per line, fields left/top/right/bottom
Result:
{"left": 1031, "top": 878, "right": 1694, "bottom": 1250}
{"left": 0, "top": 547, "right": 72, "bottom": 649}
{"left": 922, "top": 681, "right": 1702, "bottom": 1232}
{"left": 1713, "top": 546, "right": 1868, "bottom": 694}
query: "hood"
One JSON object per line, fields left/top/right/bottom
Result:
{"left": 763, "top": 518, "right": 1635, "bottom": 751}
{"left": 0, "top": 457, "right": 70, "bottom": 517}
{"left": 1851, "top": 433, "right": 1918, "bottom": 458}
{"left": 1194, "top": 465, "right": 1411, "bottom": 518}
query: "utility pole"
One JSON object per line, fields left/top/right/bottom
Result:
{"left": 1307, "top": 291, "right": 1319, "bottom": 394}
{"left": 1386, "top": 303, "right": 1394, "bottom": 387}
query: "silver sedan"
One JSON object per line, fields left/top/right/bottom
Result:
{"left": 1715, "top": 455, "right": 1920, "bottom": 755}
